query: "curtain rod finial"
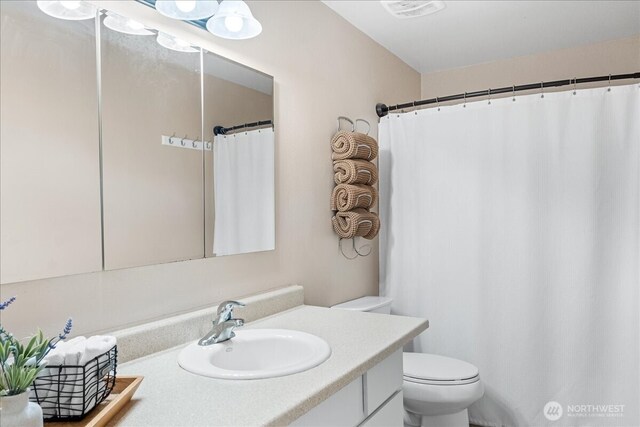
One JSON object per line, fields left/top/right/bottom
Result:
{"left": 376, "top": 103, "right": 389, "bottom": 118}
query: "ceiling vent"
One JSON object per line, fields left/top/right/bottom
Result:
{"left": 380, "top": 1, "right": 446, "bottom": 19}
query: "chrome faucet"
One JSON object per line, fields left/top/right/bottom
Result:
{"left": 198, "top": 300, "right": 245, "bottom": 346}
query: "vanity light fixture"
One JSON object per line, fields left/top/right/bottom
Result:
{"left": 156, "top": 32, "right": 199, "bottom": 53}
{"left": 103, "top": 12, "right": 154, "bottom": 35}
{"left": 155, "top": 0, "right": 219, "bottom": 20}
{"left": 37, "top": 0, "right": 97, "bottom": 20}
{"left": 206, "top": 1, "right": 262, "bottom": 40}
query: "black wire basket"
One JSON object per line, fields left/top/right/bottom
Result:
{"left": 30, "top": 345, "right": 118, "bottom": 421}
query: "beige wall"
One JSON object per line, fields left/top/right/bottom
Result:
{"left": 1, "top": 1, "right": 420, "bottom": 338}
{"left": 421, "top": 35, "right": 640, "bottom": 102}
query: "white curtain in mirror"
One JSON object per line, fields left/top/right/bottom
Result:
{"left": 378, "top": 85, "right": 639, "bottom": 427}
{"left": 213, "top": 128, "right": 275, "bottom": 256}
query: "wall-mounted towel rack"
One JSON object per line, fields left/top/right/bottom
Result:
{"left": 337, "top": 116, "right": 371, "bottom": 135}
{"left": 339, "top": 237, "right": 372, "bottom": 259}
{"left": 331, "top": 115, "right": 379, "bottom": 259}
{"left": 213, "top": 120, "right": 273, "bottom": 136}
{"left": 161, "top": 134, "right": 212, "bottom": 151}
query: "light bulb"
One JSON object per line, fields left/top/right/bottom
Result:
{"left": 175, "top": 1, "right": 196, "bottom": 13}
{"left": 60, "top": 1, "right": 81, "bottom": 9}
{"left": 224, "top": 15, "right": 244, "bottom": 32}
{"left": 103, "top": 12, "right": 153, "bottom": 35}
{"left": 206, "top": 1, "right": 261, "bottom": 40}
{"left": 127, "top": 19, "right": 145, "bottom": 30}
{"left": 37, "top": 0, "right": 97, "bottom": 20}
{"left": 157, "top": 32, "right": 198, "bottom": 52}
{"left": 156, "top": 0, "right": 218, "bottom": 20}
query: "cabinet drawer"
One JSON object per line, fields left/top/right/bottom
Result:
{"left": 364, "top": 348, "right": 403, "bottom": 415}
{"left": 360, "top": 390, "right": 404, "bottom": 427}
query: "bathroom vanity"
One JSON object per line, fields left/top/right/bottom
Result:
{"left": 106, "top": 286, "right": 428, "bottom": 426}
{"left": 291, "top": 349, "right": 404, "bottom": 426}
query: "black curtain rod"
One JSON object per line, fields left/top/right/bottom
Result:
{"left": 376, "top": 72, "right": 640, "bottom": 117}
{"left": 213, "top": 120, "right": 273, "bottom": 136}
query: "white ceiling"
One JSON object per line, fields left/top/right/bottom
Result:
{"left": 323, "top": 1, "right": 640, "bottom": 74}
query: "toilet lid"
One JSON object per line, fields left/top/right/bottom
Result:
{"left": 403, "top": 353, "right": 479, "bottom": 383}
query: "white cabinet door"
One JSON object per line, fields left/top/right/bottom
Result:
{"left": 360, "top": 391, "right": 404, "bottom": 427}
{"left": 364, "top": 349, "right": 403, "bottom": 415}
{"left": 290, "top": 349, "right": 404, "bottom": 426}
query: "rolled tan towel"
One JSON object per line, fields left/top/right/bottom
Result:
{"left": 363, "top": 213, "right": 380, "bottom": 240}
{"left": 331, "top": 208, "right": 379, "bottom": 239}
{"left": 331, "top": 131, "right": 378, "bottom": 161}
{"left": 330, "top": 184, "right": 378, "bottom": 212}
{"left": 333, "top": 159, "right": 378, "bottom": 185}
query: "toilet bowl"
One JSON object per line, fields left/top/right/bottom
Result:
{"left": 403, "top": 352, "right": 484, "bottom": 426}
{"left": 332, "top": 296, "right": 484, "bottom": 427}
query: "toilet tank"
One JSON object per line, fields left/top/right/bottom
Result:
{"left": 331, "top": 296, "right": 393, "bottom": 314}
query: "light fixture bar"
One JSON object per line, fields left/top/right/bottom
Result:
{"left": 135, "top": 0, "right": 262, "bottom": 40}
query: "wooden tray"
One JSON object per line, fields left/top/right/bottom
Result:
{"left": 46, "top": 376, "right": 143, "bottom": 427}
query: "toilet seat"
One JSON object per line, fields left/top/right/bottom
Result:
{"left": 404, "top": 374, "right": 479, "bottom": 386}
{"left": 403, "top": 353, "right": 480, "bottom": 386}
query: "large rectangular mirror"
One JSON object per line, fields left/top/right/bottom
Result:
{"left": 0, "top": 1, "right": 102, "bottom": 284}
{"left": 203, "top": 52, "right": 275, "bottom": 257}
{"left": 100, "top": 14, "right": 204, "bottom": 270}
{"left": 0, "top": 2, "right": 275, "bottom": 284}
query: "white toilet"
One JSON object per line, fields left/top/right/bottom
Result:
{"left": 332, "top": 296, "right": 484, "bottom": 427}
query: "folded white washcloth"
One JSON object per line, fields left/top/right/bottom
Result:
{"left": 32, "top": 340, "right": 68, "bottom": 406}
{"left": 59, "top": 337, "right": 87, "bottom": 416}
{"left": 63, "top": 336, "right": 87, "bottom": 366}
{"left": 79, "top": 335, "right": 117, "bottom": 365}
{"left": 31, "top": 337, "right": 85, "bottom": 416}
{"left": 43, "top": 340, "right": 69, "bottom": 365}
{"left": 69, "top": 335, "right": 117, "bottom": 416}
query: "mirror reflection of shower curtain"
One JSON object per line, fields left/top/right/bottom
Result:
{"left": 378, "top": 85, "right": 639, "bottom": 427}
{"left": 213, "top": 128, "right": 275, "bottom": 256}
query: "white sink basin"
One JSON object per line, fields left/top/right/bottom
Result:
{"left": 178, "top": 329, "right": 331, "bottom": 379}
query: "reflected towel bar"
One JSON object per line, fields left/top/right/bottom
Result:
{"left": 213, "top": 120, "right": 274, "bottom": 136}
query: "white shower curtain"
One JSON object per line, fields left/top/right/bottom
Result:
{"left": 379, "top": 85, "right": 639, "bottom": 427}
{"left": 213, "top": 128, "right": 274, "bottom": 256}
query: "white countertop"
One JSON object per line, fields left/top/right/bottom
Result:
{"left": 108, "top": 305, "right": 428, "bottom": 426}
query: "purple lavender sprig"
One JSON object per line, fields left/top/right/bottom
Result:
{"left": 0, "top": 296, "right": 16, "bottom": 311}
{"left": 47, "top": 317, "right": 73, "bottom": 351}
{"left": 60, "top": 318, "right": 73, "bottom": 340}
{"left": 38, "top": 317, "right": 73, "bottom": 363}
{"left": 0, "top": 296, "right": 75, "bottom": 395}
